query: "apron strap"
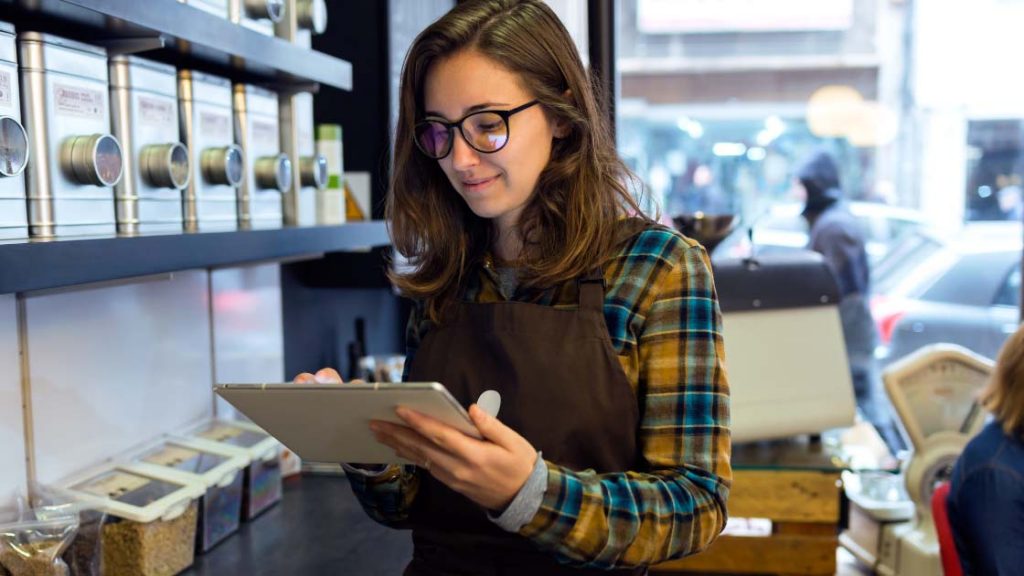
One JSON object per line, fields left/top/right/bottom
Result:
{"left": 578, "top": 267, "right": 605, "bottom": 312}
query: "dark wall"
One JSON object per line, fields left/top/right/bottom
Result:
{"left": 313, "top": 0, "right": 391, "bottom": 219}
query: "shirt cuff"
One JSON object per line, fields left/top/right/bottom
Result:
{"left": 488, "top": 451, "right": 547, "bottom": 532}
{"left": 341, "top": 463, "right": 392, "bottom": 477}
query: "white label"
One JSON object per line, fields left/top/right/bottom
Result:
{"left": 143, "top": 445, "right": 200, "bottom": 467}
{"left": 252, "top": 120, "right": 277, "bottom": 144}
{"left": 76, "top": 471, "right": 151, "bottom": 498}
{"left": 200, "top": 111, "right": 231, "bottom": 139}
{"left": 138, "top": 95, "right": 175, "bottom": 127}
{"left": 54, "top": 83, "right": 105, "bottom": 119}
{"left": 199, "top": 424, "right": 243, "bottom": 442}
{"left": 0, "top": 71, "right": 10, "bottom": 108}
{"left": 298, "top": 124, "right": 314, "bottom": 150}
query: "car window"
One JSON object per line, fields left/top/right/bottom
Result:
{"left": 873, "top": 234, "right": 944, "bottom": 295}
{"left": 919, "top": 252, "right": 1017, "bottom": 306}
{"left": 994, "top": 264, "right": 1022, "bottom": 308}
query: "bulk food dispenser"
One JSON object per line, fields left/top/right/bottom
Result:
{"left": 0, "top": 22, "right": 30, "bottom": 240}
{"left": 233, "top": 84, "right": 290, "bottom": 229}
{"left": 183, "top": 419, "right": 282, "bottom": 521}
{"left": 129, "top": 437, "right": 248, "bottom": 553}
{"left": 229, "top": 0, "right": 286, "bottom": 36}
{"left": 178, "top": 70, "right": 243, "bottom": 231}
{"left": 59, "top": 462, "right": 204, "bottom": 576}
{"left": 110, "top": 56, "right": 190, "bottom": 234}
{"left": 19, "top": 32, "right": 123, "bottom": 237}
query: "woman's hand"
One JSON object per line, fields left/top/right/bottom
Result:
{"left": 370, "top": 404, "right": 538, "bottom": 512}
{"left": 293, "top": 367, "right": 346, "bottom": 384}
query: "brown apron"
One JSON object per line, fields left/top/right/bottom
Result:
{"left": 404, "top": 269, "right": 647, "bottom": 576}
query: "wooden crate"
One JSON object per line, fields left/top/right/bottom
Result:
{"left": 653, "top": 469, "right": 842, "bottom": 576}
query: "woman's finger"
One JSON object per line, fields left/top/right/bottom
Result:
{"left": 372, "top": 421, "right": 460, "bottom": 475}
{"left": 314, "top": 367, "right": 343, "bottom": 383}
{"left": 395, "top": 407, "right": 478, "bottom": 454}
{"left": 293, "top": 372, "right": 316, "bottom": 384}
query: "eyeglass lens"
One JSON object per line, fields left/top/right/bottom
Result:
{"left": 415, "top": 111, "right": 510, "bottom": 159}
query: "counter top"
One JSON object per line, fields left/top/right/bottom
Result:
{"left": 185, "top": 474, "right": 412, "bottom": 575}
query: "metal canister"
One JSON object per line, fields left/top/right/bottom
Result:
{"left": 279, "top": 91, "right": 325, "bottom": 226}
{"left": 178, "top": 70, "right": 243, "bottom": 231}
{"left": 110, "top": 56, "right": 189, "bottom": 235}
{"left": 177, "top": 0, "right": 229, "bottom": 19}
{"left": 229, "top": 0, "right": 286, "bottom": 37}
{"left": 275, "top": 0, "right": 327, "bottom": 45}
{"left": 0, "top": 22, "right": 30, "bottom": 240}
{"left": 19, "top": 32, "right": 122, "bottom": 238}
{"left": 233, "top": 84, "right": 289, "bottom": 229}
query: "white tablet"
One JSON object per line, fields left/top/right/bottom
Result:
{"left": 214, "top": 382, "right": 481, "bottom": 464}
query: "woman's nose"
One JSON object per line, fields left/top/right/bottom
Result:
{"left": 450, "top": 130, "right": 480, "bottom": 170}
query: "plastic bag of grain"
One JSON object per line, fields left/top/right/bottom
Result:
{"left": 57, "top": 464, "right": 202, "bottom": 576}
{"left": 0, "top": 508, "right": 77, "bottom": 576}
{"left": 29, "top": 485, "right": 106, "bottom": 576}
{"left": 129, "top": 437, "right": 247, "bottom": 553}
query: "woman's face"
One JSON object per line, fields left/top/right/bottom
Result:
{"left": 423, "top": 50, "right": 559, "bottom": 234}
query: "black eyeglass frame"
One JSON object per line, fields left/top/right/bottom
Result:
{"left": 413, "top": 99, "right": 541, "bottom": 159}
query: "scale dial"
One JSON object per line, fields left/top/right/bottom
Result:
{"left": 883, "top": 344, "right": 993, "bottom": 451}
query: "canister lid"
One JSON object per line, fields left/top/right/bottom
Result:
{"left": 236, "top": 83, "right": 276, "bottom": 100}
{"left": 57, "top": 463, "right": 204, "bottom": 524}
{"left": 16, "top": 31, "right": 107, "bottom": 57}
{"left": 110, "top": 54, "right": 176, "bottom": 84}
{"left": 316, "top": 124, "right": 342, "bottom": 141}
{"left": 183, "top": 418, "right": 281, "bottom": 461}
{"left": 179, "top": 69, "right": 231, "bottom": 88}
{"left": 130, "top": 437, "right": 249, "bottom": 489}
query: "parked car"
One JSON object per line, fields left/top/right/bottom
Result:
{"left": 871, "top": 221, "right": 1022, "bottom": 366}
{"left": 712, "top": 201, "right": 926, "bottom": 266}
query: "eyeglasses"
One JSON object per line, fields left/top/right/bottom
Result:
{"left": 414, "top": 100, "right": 541, "bottom": 160}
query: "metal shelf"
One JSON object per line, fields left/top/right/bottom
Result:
{"left": 1, "top": 0, "right": 352, "bottom": 90}
{"left": 0, "top": 221, "right": 390, "bottom": 294}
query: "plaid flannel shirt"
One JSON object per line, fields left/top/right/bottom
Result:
{"left": 347, "top": 223, "right": 732, "bottom": 568}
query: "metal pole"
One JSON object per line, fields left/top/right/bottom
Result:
{"left": 588, "top": 0, "right": 617, "bottom": 139}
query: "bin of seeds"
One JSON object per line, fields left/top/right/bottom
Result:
{"left": 129, "top": 437, "right": 247, "bottom": 553}
{"left": 58, "top": 463, "right": 203, "bottom": 576}
{"left": 183, "top": 420, "right": 282, "bottom": 521}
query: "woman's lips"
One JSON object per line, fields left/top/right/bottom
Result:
{"left": 462, "top": 175, "right": 497, "bottom": 193}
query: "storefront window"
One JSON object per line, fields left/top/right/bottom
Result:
{"left": 615, "top": 0, "right": 1023, "bottom": 379}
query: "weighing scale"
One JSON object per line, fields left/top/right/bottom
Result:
{"left": 840, "top": 343, "right": 993, "bottom": 575}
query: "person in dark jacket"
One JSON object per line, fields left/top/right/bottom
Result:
{"left": 947, "top": 323, "right": 1024, "bottom": 575}
{"left": 796, "top": 150, "right": 900, "bottom": 449}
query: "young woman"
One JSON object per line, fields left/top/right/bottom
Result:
{"left": 947, "top": 325, "right": 1024, "bottom": 575}
{"left": 297, "top": 1, "right": 731, "bottom": 573}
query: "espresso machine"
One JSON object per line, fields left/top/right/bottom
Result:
{"left": 678, "top": 213, "right": 857, "bottom": 441}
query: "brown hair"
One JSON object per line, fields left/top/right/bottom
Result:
{"left": 983, "top": 323, "right": 1024, "bottom": 437}
{"left": 386, "top": 0, "right": 649, "bottom": 322}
